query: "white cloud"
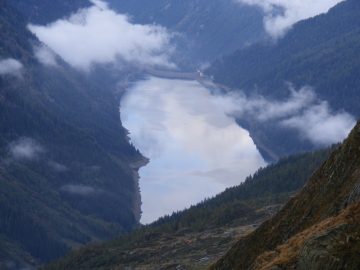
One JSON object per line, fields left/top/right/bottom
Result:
{"left": 281, "top": 102, "right": 355, "bottom": 145}
{"left": 236, "top": 0, "right": 344, "bottom": 38}
{"left": 121, "top": 77, "right": 355, "bottom": 223}
{"left": 222, "top": 85, "right": 316, "bottom": 121}
{"left": 0, "top": 59, "right": 23, "bottom": 77}
{"left": 9, "top": 138, "right": 44, "bottom": 161}
{"left": 28, "top": 0, "right": 174, "bottom": 71}
{"left": 218, "top": 84, "right": 356, "bottom": 145}
{"left": 34, "top": 44, "right": 58, "bottom": 66}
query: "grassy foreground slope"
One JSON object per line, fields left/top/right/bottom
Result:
{"left": 209, "top": 120, "right": 360, "bottom": 269}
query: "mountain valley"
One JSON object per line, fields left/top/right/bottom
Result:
{"left": 0, "top": 0, "right": 359, "bottom": 269}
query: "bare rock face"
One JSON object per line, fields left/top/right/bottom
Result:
{"left": 297, "top": 224, "right": 349, "bottom": 270}
{"left": 208, "top": 120, "right": 360, "bottom": 270}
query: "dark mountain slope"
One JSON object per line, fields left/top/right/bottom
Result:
{"left": 0, "top": 0, "right": 142, "bottom": 267}
{"left": 149, "top": 145, "right": 336, "bottom": 232}
{"left": 40, "top": 144, "right": 335, "bottom": 269}
{"left": 206, "top": 0, "right": 360, "bottom": 156}
{"left": 7, "top": 0, "right": 266, "bottom": 67}
{"left": 207, "top": 0, "right": 360, "bottom": 104}
{"left": 6, "top": 0, "right": 268, "bottom": 88}
{"left": 106, "top": 0, "right": 267, "bottom": 66}
{"left": 6, "top": 0, "right": 90, "bottom": 25}
{"left": 209, "top": 120, "right": 360, "bottom": 269}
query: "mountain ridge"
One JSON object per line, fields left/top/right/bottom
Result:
{"left": 1, "top": 0, "right": 359, "bottom": 268}
{"left": 209, "top": 120, "right": 360, "bottom": 269}
{"left": 206, "top": 0, "right": 360, "bottom": 157}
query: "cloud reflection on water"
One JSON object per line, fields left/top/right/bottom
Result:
{"left": 120, "top": 76, "right": 266, "bottom": 224}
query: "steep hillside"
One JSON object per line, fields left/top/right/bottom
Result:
{"left": 7, "top": 0, "right": 267, "bottom": 69}
{"left": 206, "top": 0, "right": 360, "bottom": 156}
{"left": 41, "top": 204, "right": 275, "bottom": 270}
{"left": 39, "top": 145, "right": 334, "bottom": 269}
{"left": 209, "top": 120, "right": 360, "bottom": 269}
{"left": 7, "top": 0, "right": 90, "bottom": 24}
{"left": 106, "top": 0, "right": 266, "bottom": 66}
{"left": 0, "top": 0, "right": 142, "bottom": 267}
{"left": 149, "top": 145, "right": 335, "bottom": 232}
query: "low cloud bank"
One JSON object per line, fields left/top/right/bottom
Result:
{"left": 34, "top": 44, "right": 58, "bottom": 66}
{"left": 217, "top": 85, "right": 355, "bottom": 146}
{"left": 8, "top": 138, "right": 44, "bottom": 161}
{"left": 280, "top": 102, "right": 354, "bottom": 145}
{"left": 236, "top": 0, "right": 344, "bottom": 38}
{"left": 0, "top": 59, "right": 23, "bottom": 77}
{"left": 28, "top": 0, "right": 174, "bottom": 71}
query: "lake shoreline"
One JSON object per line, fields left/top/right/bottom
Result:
{"left": 120, "top": 76, "right": 270, "bottom": 222}
{"left": 129, "top": 155, "right": 150, "bottom": 224}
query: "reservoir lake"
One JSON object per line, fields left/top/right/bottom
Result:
{"left": 120, "top": 76, "right": 267, "bottom": 224}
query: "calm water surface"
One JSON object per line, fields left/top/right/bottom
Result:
{"left": 120, "top": 76, "right": 266, "bottom": 224}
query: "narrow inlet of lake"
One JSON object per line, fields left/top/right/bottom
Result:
{"left": 120, "top": 76, "right": 267, "bottom": 224}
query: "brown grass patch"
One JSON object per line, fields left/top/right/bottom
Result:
{"left": 254, "top": 199, "right": 360, "bottom": 270}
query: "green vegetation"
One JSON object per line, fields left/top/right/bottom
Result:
{"left": 41, "top": 145, "right": 334, "bottom": 269}
{"left": 206, "top": 0, "right": 360, "bottom": 156}
{"left": 209, "top": 120, "right": 360, "bottom": 270}
{"left": 0, "top": 0, "right": 142, "bottom": 266}
{"left": 7, "top": 0, "right": 91, "bottom": 24}
{"left": 148, "top": 145, "right": 335, "bottom": 232}
{"left": 40, "top": 208, "right": 266, "bottom": 270}
{"left": 105, "top": 0, "right": 266, "bottom": 66}
{"left": 8, "top": 0, "right": 266, "bottom": 66}
{"left": 2, "top": 0, "right": 358, "bottom": 268}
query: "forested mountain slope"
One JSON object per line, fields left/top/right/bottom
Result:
{"left": 148, "top": 145, "right": 336, "bottom": 232}
{"left": 206, "top": 0, "right": 360, "bottom": 156}
{"left": 105, "top": 0, "right": 267, "bottom": 66}
{"left": 209, "top": 120, "right": 360, "bottom": 269}
{"left": 2, "top": 0, "right": 358, "bottom": 268}
{"left": 41, "top": 145, "right": 335, "bottom": 269}
{"left": 6, "top": 0, "right": 90, "bottom": 24}
{"left": 7, "top": 0, "right": 267, "bottom": 68}
{"left": 0, "top": 0, "right": 142, "bottom": 267}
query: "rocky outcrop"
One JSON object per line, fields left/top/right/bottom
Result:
{"left": 252, "top": 198, "right": 360, "bottom": 270}
{"left": 297, "top": 223, "right": 351, "bottom": 270}
{"left": 208, "top": 120, "right": 360, "bottom": 270}
{"left": 129, "top": 156, "right": 150, "bottom": 223}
